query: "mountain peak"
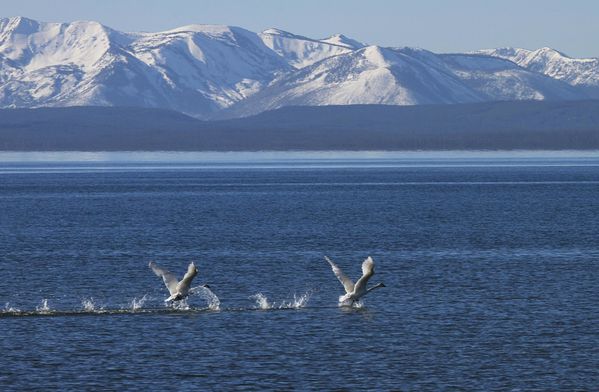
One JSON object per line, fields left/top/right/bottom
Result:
{"left": 485, "top": 47, "right": 530, "bottom": 55}
{"left": 360, "top": 45, "right": 394, "bottom": 66}
{"left": 4, "top": 16, "right": 38, "bottom": 26}
{"left": 530, "top": 46, "right": 569, "bottom": 58}
{"left": 166, "top": 24, "right": 236, "bottom": 35}
{"left": 320, "top": 33, "right": 365, "bottom": 49}
{"left": 259, "top": 28, "right": 354, "bottom": 69}
{"left": 260, "top": 28, "right": 317, "bottom": 43}
{"left": 261, "top": 28, "right": 296, "bottom": 37}
{"left": 0, "top": 16, "right": 41, "bottom": 36}
{"left": 475, "top": 45, "right": 599, "bottom": 91}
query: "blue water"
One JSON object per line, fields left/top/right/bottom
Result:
{"left": 1, "top": 153, "right": 598, "bottom": 390}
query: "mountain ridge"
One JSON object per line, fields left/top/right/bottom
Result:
{"left": 1, "top": 16, "right": 598, "bottom": 118}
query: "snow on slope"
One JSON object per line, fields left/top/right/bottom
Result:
{"left": 0, "top": 16, "right": 132, "bottom": 70}
{"left": 222, "top": 46, "right": 584, "bottom": 118}
{"left": 441, "top": 53, "right": 584, "bottom": 101}
{"left": 0, "top": 16, "right": 135, "bottom": 106}
{"left": 476, "top": 47, "right": 599, "bottom": 97}
{"left": 128, "top": 24, "right": 291, "bottom": 111}
{"left": 259, "top": 28, "right": 358, "bottom": 68}
{"left": 320, "top": 34, "right": 365, "bottom": 49}
{"left": 0, "top": 17, "right": 291, "bottom": 117}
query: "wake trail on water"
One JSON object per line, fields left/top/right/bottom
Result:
{"left": 0, "top": 290, "right": 318, "bottom": 318}
{"left": 0, "top": 294, "right": 216, "bottom": 318}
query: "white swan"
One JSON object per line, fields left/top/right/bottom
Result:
{"left": 325, "top": 256, "right": 385, "bottom": 305}
{"left": 149, "top": 261, "right": 205, "bottom": 302}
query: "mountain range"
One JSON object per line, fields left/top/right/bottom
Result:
{"left": 1, "top": 16, "right": 598, "bottom": 119}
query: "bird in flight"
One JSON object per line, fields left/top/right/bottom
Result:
{"left": 325, "top": 256, "right": 385, "bottom": 306}
{"left": 149, "top": 261, "right": 206, "bottom": 302}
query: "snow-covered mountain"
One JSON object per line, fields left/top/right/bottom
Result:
{"left": 259, "top": 29, "right": 361, "bottom": 69}
{"left": 476, "top": 47, "right": 599, "bottom": 98}
{"left": 222, "top": 47, "right": 584, "bottom": 118}
{"left": 0, "top": 16, "right": 597, "bottom": 118}
{"left": 0, "top": 17, "right": 294, "bottom": 117}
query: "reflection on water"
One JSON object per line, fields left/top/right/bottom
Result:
{"left": 1, "top": 150, "right": 599, "bottom": 165}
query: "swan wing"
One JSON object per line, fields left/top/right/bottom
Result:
{"left": 178, "top": 262, "right": 198, "bottom": 291}
{"left": 325, "top": 256, "right": 354, "bottom": 294}
{"left": 149, "top": 261, "right": 179, "bottom": 295}
{"left": 353, "top": 257, "right": 375, "bottom": 293}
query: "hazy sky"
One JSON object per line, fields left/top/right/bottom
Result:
{"left": 2, "top": 0, "right": 598, "bottom": 58}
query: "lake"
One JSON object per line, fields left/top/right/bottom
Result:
{"left": 1, "top": 152, "right": 598, "bottom": 390}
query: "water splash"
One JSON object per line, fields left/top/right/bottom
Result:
{"left": 81, "top": 298, "right": 103, "bottom": 312}
{"left": 339, "top": 299, "right": 364, "bottom": 308}
{"left": 130, "top": 294, "right": 149, "bottom": 311}
{"left": 3, "top": 302, "right": 20, "bottom": 313}
{"left": 280, "top": 292, "right": 311, "bottom": 309}
{"left": 36, "top": 299, "right": 51, "bottom": 313}
{"left": 190, "top": 286, "right": 220, "bottom": 310}
{"left": 250, "top": 291, "right": 311, "bottom": 310}
{"left": 171, "top": 298, "right": 190, "bottom": 310}
{"left": 250, "top": 293, "right": 272, "bottom": 309}
{"left": 352, "top": 300, "right": 364, "bottom": 309}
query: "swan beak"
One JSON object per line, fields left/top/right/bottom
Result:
{"left": 202, "top": 284, "right": 211, "bottom": 289}
{"left": 380, "top": 283, "right": 386, "bottom": 288}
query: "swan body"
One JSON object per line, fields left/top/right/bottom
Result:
{"left": 149, "top": 261, "right": 200, "bottom": 302}
{"left": 325, "top": 256, "right": 385, "bottom": 305}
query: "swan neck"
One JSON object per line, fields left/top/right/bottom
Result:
{"left": 367, "top": 284, "right": 384, "bottom": 293}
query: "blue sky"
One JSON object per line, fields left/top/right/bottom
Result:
{"left": 2, "top": 0, "right": 598, "bottom": 57}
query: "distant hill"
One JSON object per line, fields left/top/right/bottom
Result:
{"left": 1, "top": 101, "right": 599, "bottom": 151}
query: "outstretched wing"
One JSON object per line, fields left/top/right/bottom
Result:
{"left": 149, "top": 261, "right": 179, "bottom": 295}
{"left": 325, "top": 256, "right": 355, "bottom": 294}
{"left": 178, "top": 262, "right": 198, "bottom": 291}
{"left": 353, "top": 256, "right": 375, "bottom": 293}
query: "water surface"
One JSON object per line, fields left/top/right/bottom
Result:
{"left": 1, "top": 152, "right": 598, "bottom": 390}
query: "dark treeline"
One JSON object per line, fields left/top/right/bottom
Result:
{"left": 1, "top": 100, "right": 599, "bottom": 150}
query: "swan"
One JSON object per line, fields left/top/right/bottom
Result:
{"left": 325, "top": 256, "right": 385, "bottom": 305}
{"left": 149, "top": 261, "right": 207, "bottom": 302}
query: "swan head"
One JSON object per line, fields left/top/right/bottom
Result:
{"left": 377, "top": 282, "right": 386, "bottom": 288}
